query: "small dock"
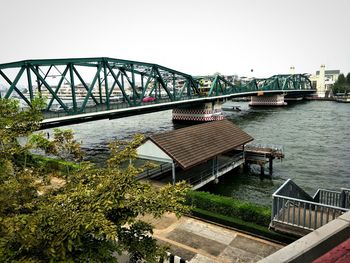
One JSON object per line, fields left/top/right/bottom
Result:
{"left": 239, "top": 143, "right": 284, "bottom": 176}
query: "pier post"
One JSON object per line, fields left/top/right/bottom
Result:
{"left": 243, "top": 163, "right": 250, "bottom": 173}
{"left": 260, "top": 165, "right": 265, "bottom": 176}
{"left": 214, "top": 156, "right": 219, "bottom": 183}
{"left": 172, "top": 163, "right": 176, "bottom": 185}
{"left": 269, "top": 157, "right": 273, "bottom": 175}
{"left": 212, "top": 158, "right": 215, "bottom": 176}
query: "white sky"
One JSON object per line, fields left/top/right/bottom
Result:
{"left": 1, "top": 0, "right": 349, "bottom": 77}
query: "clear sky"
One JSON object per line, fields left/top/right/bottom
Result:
{"left": 1, "top": 0, "right": 349, "bottom": 77}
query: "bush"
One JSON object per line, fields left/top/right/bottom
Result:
{"left": 186, "top": 191, "right": 271, "bottom": 226}
{"left": 25, "top": 154, "right": 79, "bottom": 175}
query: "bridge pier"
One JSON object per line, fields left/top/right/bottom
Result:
{"left": 249, "top": 94, "right": 287, "bottom": 106}
{"left": 172, "top": 102, "right": 224, "bottom": 122}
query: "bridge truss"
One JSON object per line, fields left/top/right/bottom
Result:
{"left": 198, "top": 74, "right": 313, "bottom": 96}
{"left": 0, "top": 57, "right": 313, "bottom": 116}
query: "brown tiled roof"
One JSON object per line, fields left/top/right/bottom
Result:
{"left": 149, "top": 120, "right": 253, "bottom": 169}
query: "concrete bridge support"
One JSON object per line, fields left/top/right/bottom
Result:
{"left": 172, "top": 101, "right": 224, "bottom": 122}
{"left": 249, "top": 94, "right": 287, "bottom": 106}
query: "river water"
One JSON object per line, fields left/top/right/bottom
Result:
{"left": 45, "top": 100, "right": 350, "bottom": 206}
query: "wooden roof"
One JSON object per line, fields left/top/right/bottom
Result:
{"left": 149, "top": 120, "right": 253, "bottom": 169}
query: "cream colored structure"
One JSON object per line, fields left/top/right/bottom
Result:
{"left": 309, "top": 65, "right": 340, "bottom": 97}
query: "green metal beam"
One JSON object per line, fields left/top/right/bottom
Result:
{"left": 0, "top": 67, "right": 32, "bottom": 106}
{"left": 106, "top": 63, "right": 132, "bottom": 106}
{"left": 69, "top": 63, "right": 77, "bottom": 112}
{"left": 154, "top": 67, "right": 173, "bottom": 100}
{"left": 208, "top": 75, "right": 218, "bottom": 97}
{"left": 178, "top": 81, "right": 188, "bottom": 99}
{"left": 108, "top": 71, "right": 121, "bottom": 98}
{"left": 3, "top": 67, "right": 25, "bottom": 99}
{"left": 80, "top": 64, "right": 102, "bottom": 112}
{"left": 72, "top": 65, "right": 99, "bottom": 105}
{"left": 47, "top": 65, "right": 69, "bottom": 110}
{"left": 26, "top": 67, "right": 33, "bottom": 100}
{"left": 103, "top": 61, "right": 110, "bottom": 109}
{"left": 37, "top": 65, "right": 53, "bottom": 91}
{"left": 29, "top": 65, "right": 69, "bottom": 112}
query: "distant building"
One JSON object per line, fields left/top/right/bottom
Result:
{"left": 309, "top": 65, "right": 340, "bottom": 97}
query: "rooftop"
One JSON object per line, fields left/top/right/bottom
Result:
{"left": 148, "top": 120, "right": 253, "bottom": 169}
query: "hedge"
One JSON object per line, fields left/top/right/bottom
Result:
{"left": 186, "top": 190, "right": 271, "bottom": 227}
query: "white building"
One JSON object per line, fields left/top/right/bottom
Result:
{"left": 309, "top": 65, "right": 340, "bottom": 97}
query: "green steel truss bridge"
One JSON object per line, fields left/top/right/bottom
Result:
{"left": 0, "top": 57, "right": 315, "bottom": 127}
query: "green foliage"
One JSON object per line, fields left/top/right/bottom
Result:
{"left": 26, "top": 154, "right": 80, "bottom": 175}
{"left": 0, "top": 98, "right": 190, "bottom": 262}
{"left": 346, "top": 73, "right": 350, "bottom": 85}
{"left": 107, "top": 134, "right": 144, "bottom": 168}
{"left": 185, "top": 191, "right": 297, "bottom": 244}
{"left": 30, "top": 129, "right": 84, "bottom": 162}
{"left": 337, "top": 73, "right": 346, "bottom": 84}
{"left": 332, "top": 73, "right": 350, "bottom": 94}
{"left": 0, "top": 97, "right": 44, "bottom": 175}
{"left": 186, "top": 190, "right": 271, "bottom": 226}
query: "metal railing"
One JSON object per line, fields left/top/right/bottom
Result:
{"left": 273, "top": 179, "right": 313, "bottom": 202}
{"left": 313, "top": 189, "right": 342, "bottom": 207}
{"left": 271, "top": 179, "right": 350, "bottom": 231}
{"left": 135, "top": 163, "right": 173, "bottom": 180}
{"left": 246, "top": 143, "right": 284, "bottom": 153}
{"left": 272, "top": 195, "right": 348, "bottom": 230}
{"left": 313, "top": 188, "right": 350, "bottom": 209}
{"left": 342, "top": 188, "right": 350, "bottom": 208}
{"left": 186, "top": 153, "right": 243, "bottom": 186}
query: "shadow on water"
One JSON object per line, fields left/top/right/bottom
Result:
{"left": 199, "top": 165, "right": 285, "bottom": 207}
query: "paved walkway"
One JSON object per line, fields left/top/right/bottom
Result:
{"left": 141, "top": 213, "right": 283, "bottom": 263}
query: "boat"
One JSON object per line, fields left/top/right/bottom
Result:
{"left": 334, "top": 96, "right": 350, "bottom": 103}
{"left": 222, "top": 105, "right": 242, "bottom": 112}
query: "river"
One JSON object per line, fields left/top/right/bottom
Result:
{"left": 44, "top": 100, "right": 350, "bottom": 206}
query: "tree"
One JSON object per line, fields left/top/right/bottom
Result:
{"left": 0, "top": 98, "right": 190, "bottom": 262}
{"left": 333, "top": 73, "right": 349, "bottom": 94}
{"left": 346, "top": 73, "right": 350, "bottom": 86}
{"left": 0, "top": 98, "right": 45, "bottom": 174}
{"left": 337, "top": 73, "right": 346, "bottom": 85}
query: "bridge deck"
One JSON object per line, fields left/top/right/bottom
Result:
{"left": 39, "top": 89, "right": 314, "bottom": 129}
